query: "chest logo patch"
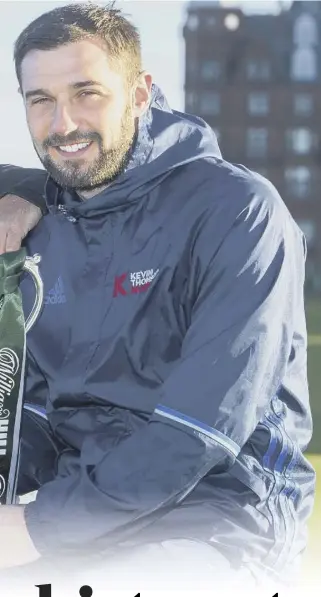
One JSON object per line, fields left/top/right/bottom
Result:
{"left": 113, "top": 269, "right": 159, "bottom": 297}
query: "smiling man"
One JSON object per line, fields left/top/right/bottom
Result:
{"left": 16, "top": 7, "right": 147, "bottom": 194}
{"left": 0, "top": 1, "right": 315, "bottom": 590}
{"left": 22, "top": 46, "right": 139, "bottom": 193}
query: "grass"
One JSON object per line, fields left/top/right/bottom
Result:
{"left": 307, "top": 345, "right": 321, "bottom": 453}
{"left": 306, "top": 301, "right": 321, "bottom": 454}
{"left": 306, "top": 300, "right": 321, "bottom": 333}
{"left": 305, "top": 455, "right": 320, "bottom": 574}
{"left": 307, "top": 454, "right": 320, "bottom": 527}
{"left": 304, "top": 302, "right": 320, "bottom": 564}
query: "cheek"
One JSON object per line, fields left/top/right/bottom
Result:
{"left": 95, "top": 109, "right": 123, "bottom": 147}
{"left": 26, "top": 110, "right": 50, "bottom": 143}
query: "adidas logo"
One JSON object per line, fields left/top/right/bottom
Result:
{"left": 44, "top": 277, "right": 66, "bottom": 305}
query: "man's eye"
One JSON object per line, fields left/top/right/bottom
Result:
{"left": 32, "top": 98, "right": 50, "bottom": 105}
{"left": 79, "top": 91, "right": 99, "bottom": 98}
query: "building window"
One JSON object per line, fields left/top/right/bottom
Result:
{"left": 247, "top": 92, "right": 269, "bottom": 116}
{"left": 291, "top": 48, "right": 317, "bottom": 81}
{"left": 293, "top": 93, "right": 313, "bottom": 117}
{"left": 224, "top": 13, "right": 240, "bottom": 31}
{"left": 286, "top": 128, "right": 315, "bottom": 155}
{"left": 186, "top": 92, "right": 197, "bottom": 112}
{"left": 296, "top": 219, "right": 316, "bottom": 247}
{"left": 246, "top": 60, "right": 270, "bottom": 81}
{"left": 293, "top": 14, "right": 318, "bottom": 46}
{"left": 246, "top": 128, "right": 268, "bottom": 158}
{"left": 186, "top": 60, "right": 198, "bottom": 76}
{"left": 186, "top": 14, "right": 199, "bottom": 31}
{"left": 199, "top": 92, "right": 220, "bottom": 115}
{"left": 201, "top": 60, "right": 221, "bottom": 81}
{"left": 285, "top": 167, "right": 311, "bottom": 199}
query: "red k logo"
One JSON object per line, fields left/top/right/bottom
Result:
{"left": 113, "top": 274, "right": 127, "bottom": 297}
{"left": 113, "top": 268, "right": 159, "bottom": 298}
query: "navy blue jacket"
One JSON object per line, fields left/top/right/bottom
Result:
{"left": 0, "top": 86, "right": 315, "bottom": 575}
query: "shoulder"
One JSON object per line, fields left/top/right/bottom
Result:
{"left": 179, "top": 159, "right": 306, "bottom": 273}
{"left": 182, "top": 158, "right": 302, "bottom": 241}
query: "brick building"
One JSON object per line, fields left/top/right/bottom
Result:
{"left": 183, "top": 0, "right": 321, "bottom": 294}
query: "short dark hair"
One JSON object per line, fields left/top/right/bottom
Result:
{"left": 14, "top": 2, "right": 142, "bottom": 88}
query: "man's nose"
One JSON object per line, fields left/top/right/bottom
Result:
{"left": 49, "top": 104, "right": 78, "bottom": 136}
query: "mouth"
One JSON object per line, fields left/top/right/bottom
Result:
{"left": 53, "top": 141, "right": 93, "bottom": 158}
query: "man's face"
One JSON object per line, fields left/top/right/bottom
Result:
{"left": 20, "top": 39, "right": 139, "bottom": 191}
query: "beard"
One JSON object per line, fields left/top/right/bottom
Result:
{"left": 34, "top": 104, "right": 136, "bottom": 192}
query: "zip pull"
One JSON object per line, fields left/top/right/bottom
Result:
{"left": 57, "top": 204, "right": 78, "bottom": 223}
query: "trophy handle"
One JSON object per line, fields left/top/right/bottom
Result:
{"left": 23, "top": 254, "right": 44, "bottom": 333}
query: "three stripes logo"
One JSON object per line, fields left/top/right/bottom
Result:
{"left": 44, "top": 277, "right": 66, "bottom": 305}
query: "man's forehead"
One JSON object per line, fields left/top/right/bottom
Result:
{"left": 21, "top": 39, "right": 123, "bottom": 90}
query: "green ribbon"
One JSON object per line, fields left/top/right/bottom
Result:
{"left": 0, "top": 249, "right": 27, "bottom": 504}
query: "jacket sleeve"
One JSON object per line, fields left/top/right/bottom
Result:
{"left": 24, "top": 178, "right": 306, "bottom": 555}
{"left": 0, "top": 164, "right": 48, "bottom": 214}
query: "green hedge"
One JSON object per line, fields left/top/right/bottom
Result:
{"left": 307, "top": 301, "right": 321, "bottom": 453}
{"left": 308, "top": 344, "right": 321, "bottom": 453}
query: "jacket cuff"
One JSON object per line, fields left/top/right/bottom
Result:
{"left": 0, "top": 167, "right": 48, "bottom": 215}
{"left": 24, "top": 500, "right": 58, "bottom": 556}
{"left": 0, "top": 186, "right": 48, "bottom": 215}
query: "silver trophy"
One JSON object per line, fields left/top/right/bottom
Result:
{"left": 0, "top": 253, "right": 44, "bottom": 505}
{"left": 23, "top": 254, "right": 44, "bottom": 333}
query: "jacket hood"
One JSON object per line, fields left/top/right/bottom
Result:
{"left": 45, "top": 84, "right": 222, "bottom": 216}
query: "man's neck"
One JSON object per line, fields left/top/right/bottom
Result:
{"left": 77, "top": 183, "right": 110, "bottom": 201}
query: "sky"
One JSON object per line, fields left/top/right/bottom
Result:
{"left": 0, "top": 0, "right": 291, "bottom": 168}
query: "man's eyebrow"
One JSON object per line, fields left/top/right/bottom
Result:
{"left": 25, "top": 88, "right": 52, "bottom": 100}
{"left": 25, "top": 81, "right": 104, "bottom": 100}
{"left": 71, "top": 80, "right": 104, "bottom": 89}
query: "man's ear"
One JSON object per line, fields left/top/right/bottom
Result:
{"left": 133, "top": 71, "right": 152, "bottom": 118}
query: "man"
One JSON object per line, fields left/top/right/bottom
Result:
{"left": 0, "top": 1, "right": 315, "bottom": 588}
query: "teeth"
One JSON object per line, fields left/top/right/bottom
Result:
{"left": 58, "top": 142, "right": 90, "bottom": 153}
